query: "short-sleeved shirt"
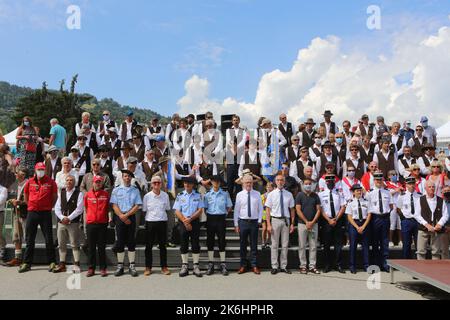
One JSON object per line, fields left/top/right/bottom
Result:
{"left": 24, "top": 175, "right": 58, "bottom": 212}
{"left": 367, "top": 187, "right": 393, "bottom": 214}
{"left": 173, "top": 190, "right": 204, "bottom": 218}
{"left": 142, "top": 190, "right": 171, "bottom": 222}
{"left": 345, "top": 198, "right": 370, "bottom": 220}
{"left": 204, "top": 188, "right": 232, "bottom": 215}
{"left": 110, "top": 185, "right": 142, "bottom": 213}
{"left": 295, "top": 192, "right": 321, "bottom": 223}
{"left": 265, "top": 188, "right": 295, "bottom": 218}
{"left": 49, "top": 124, "right": 67, "bottom": 150}
{"left": 318, "top": 189, "right": 346, "bottom": 218}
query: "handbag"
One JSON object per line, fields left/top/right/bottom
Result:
{"left": 25, "top": 141, "right": 37, "bottom": 153}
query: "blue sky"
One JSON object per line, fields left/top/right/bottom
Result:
{"left": 1, "top": 0, "right": 450, "bottom": 118}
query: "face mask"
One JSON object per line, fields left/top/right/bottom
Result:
{"left": 391, "top": 175, "right": 398, "bottom": 183}
{"left": 24, "top": 121, "right": 30, "bottom": 127}
{"left": 336, "top": 138, "right": 343, "bottom": 144}
{"left": 303, "top": 185, "right": 313, "bottom": 192}
{"left": 36, "top": 170, "right": 45, "bottom": 178}
{"left": 347, "top": 171, "right": 355, "bottom": 178}
{"left": 315, "top": 138, "right": 322, "bottom": 145}
{"left": 103, "top": 115, "right": 110, "bottom": 121}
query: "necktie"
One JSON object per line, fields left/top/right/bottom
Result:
{"left": 247, "top": 191, "right": 252, "bottom": 218}
{"left": 329, "top": 191, "right": 336, "bottom": 218}
{"left": 280, "top": 189, "right": 285, "bottom": 217}
{"left": 378, "top": 190, "right": 384, "bottom": 214}
{"left": 410, "top": 194, "right": 415, "bottom": 215}
{"left": 357, "top": 200, "right": 363, "bottom": 220}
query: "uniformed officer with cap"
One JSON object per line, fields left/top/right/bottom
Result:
{"left": 346, "top": 184, "right": 371, "bottom": 273}
{"left": 367, "top": 171, "right": 393, "bottom": 272}
{"left": 203, "top": 175, "right": 233, "bottom": 276}
{"left": 396, "top": 176, "right": 420, "bottom": 259}
{"left": 173, "top": 176, "right": 205, "bottom": 277}
{"left": 110, "top": 169, "right": 143, "bottom": 277}
{"left": 318, "top": 174, "right": 347, "bottom": 273}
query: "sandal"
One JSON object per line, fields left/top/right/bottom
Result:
{"left": 309, "top": 268, "right": 320, "bottom": 274}
{"left": 299, "top": 267, "right": 308, "bottom": 274}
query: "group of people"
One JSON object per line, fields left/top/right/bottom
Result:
{"left": 0, "top": 109, "right": 449, "bottom": 278}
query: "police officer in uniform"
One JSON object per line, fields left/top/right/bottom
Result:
{"left": 173, "top": 176, "right": 205, "bottom": 277}
{"left": 110, "top": 169, "right": 143, "bottom": 277}
{"left": 203, "top": 175, "right": 233, "bottom": 276}
{"left": 319, "top": 175, "right": 347, "bottom": 273}
{"left": 367, "top": 172, "right": 393, "bottom": 272}
{"left": 346, "top": 184, "right": 371, "bottom": 273}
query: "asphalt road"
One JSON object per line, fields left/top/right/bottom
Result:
{"left": 0, "top": 266, "right": 448, "bottom": 300}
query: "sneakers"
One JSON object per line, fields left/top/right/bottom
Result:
{"left": 220, "top": 263, "right": 229, "bottom": 276}
{"left": 53, "top": 262, "right": 66, "bottom": 273}
{"left": 114, "top": 265, "right": 124, "bottom": 277}
{"left": 206, "top": 262, "right": 214, "bottom": 276}
{"left": 86, "top": 268, "right": 95, "bottom": 277}
{"left": 161, "top": 267, "right": 171, "bottom": 275}
{"left": 48, "top": 262, "right": 57, "bottom": 272}
{"left": 193, "top": 264, "right": 202, "bottom": 277}
{"left": 179, "top": 264, "right": 189, "bottom": 277}
{"left": 129, "top": 264, "right": 138, "bottom": 277}
{"left": 166, "top": 242, "right": 176, "bottom": 248}
{"left": 18, "top": 263, "right": 31, "bottom": 273}
{"left": 5, "top": 258, "right": 22, "bottom": 267}
{"left": 73, "top": 262, "right": 81, "bottom": 273}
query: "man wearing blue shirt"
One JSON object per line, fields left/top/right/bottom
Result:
{"left": 204, "top": 175, "right": 233, "bottom": 276}
{"left": 49, "top": 118, "right": 67, "bottom": 156}
{"left": 173, "top": 176, "right": 205, "bottom": 277}
{"left": 110, "top": 169, "right": 143, "bottom": 277}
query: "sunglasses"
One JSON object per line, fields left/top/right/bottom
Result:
{"left": 351, "top": 149, "right": 358, "bottom": 151}
{"left": 416, "top": 128, "right": 423, "bottom": 131}
{"left": 103, "top": 114, "right": 109, "bottom": 116}
{"left": 432, "top": 166, "right": 440, "bottom": 168}
{"left": 413, "top": 168, "right": 420, "bottom": 171}
{"left": 129, "top": 162, "right": 138, "bottom": 165}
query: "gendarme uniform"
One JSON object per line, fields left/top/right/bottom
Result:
{"left": 345, "top": 184, "right": 371, "bottom": 272}
{"left": 367, "top": 173, "right": 393, "bottom": 272}
{"left": 173, "top": 178, "right": 205, "bottom": 277}
{"left": 203, "top": 178, "right": 233, "bottom": 275}
{"left": 396, "top": 177, "right": 420, "bottom": 259}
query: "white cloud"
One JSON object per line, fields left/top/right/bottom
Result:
{"left": 177, "top": 19, "right": 450, "bottom": 129}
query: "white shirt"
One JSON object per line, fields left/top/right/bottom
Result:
{"left": 367, "top": 187, "right": 393, "bottom": 214}
{"left": 289, "top": 158, "right": 316, "bottom": 183}
{"left": 201, "top": 129, "right": 223, "bottom": 157}
{"left": 54, "top": 188, "right": 84, "bottom": 221}
{"left": 341, "top": 177, "right": 360, "bottom": 202}
{"left": 114, "top": 169, "right": 147, "bottom": 192}
{"left": 342, "top": 157, "right": 366, "bottom": 177}
{"left": 323, "top": 122, "right": 340, "bottom": 139}
{"left": 318, "top": 189, "right": 345, "bottom": 218}
{"left": 417, "top": 155, "right": 435, "bottom": 176}
{"left": 0, "top": 185, "right": 7, "bottom": 211}
{"left": 173, "top": 128, "right": 191, "bottom": 151}
{"left": 265, "top": 188, "right": 295, "bottom": 218}
{"left": 234, "top": 189, "right": 263, "bottom": 226}
{"left": 142, "top": 190, "right": 171, "bottom": 222}
{"left": 345, "top": 197, "right": 370, "bottom": 220}
{"left": 119, "top": 121, "right": 134, "bottom": 142}
{"left": 254, "top": 127, "right": 287, "bottom": 148}
{"left": 398, "top": 156, "right": 415, "bottom": 178}
{"left": 397, "top": 191, "right": 420, "bottom": 219}
{"left": 55, "top": 169, "right": 80, "bottom": 191}
{"left": 184, "top": 145, "right": 203, "bottom": 165}
{"left": 238, "top": 150, "right": 261, "bottom": 177}
{"left": 414, "top": 195, "right": 449, "bottom": 227}
{"left": 226, "top": 127, "right": 247, "bottom": 150}
{"left": 315, "top": 153, "right": 341, "bottom": 178}
{"left": 391, "top": 133, "right": 406, "bottom": 156}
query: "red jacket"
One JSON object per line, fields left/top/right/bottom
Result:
{"left": 84, "top": 189, "right": 110, "bottom": 224}
{"left": 24, "top": 175, "right": 57, "bottom": 212}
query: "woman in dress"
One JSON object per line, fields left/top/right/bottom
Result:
{"left": 15, "top": 117, "right": 42, "bottom": 176}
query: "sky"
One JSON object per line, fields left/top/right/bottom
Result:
{"left": 1, "top": 0, "right": 450, "bottom": 127}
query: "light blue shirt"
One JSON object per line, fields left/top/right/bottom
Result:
{"left": 204, "top": 188, "right": 232, "bottom": 215}
{"left": 173, "top": 190, "right": 204, "bottom": 218}
{"left": 110, "top": 185, "right": 142, "bottom": 212}
{"left": 49, "top": 124, "right": 67, "bottom": 150}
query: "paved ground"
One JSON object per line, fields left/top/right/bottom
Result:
{"left": 0, "top": 266, "right": 448, "bottom": 300}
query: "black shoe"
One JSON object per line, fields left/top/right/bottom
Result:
{"left": 206, "top": 262, "right": 214, "bottom": 276}
{"left": 280, "top": 268, "right": 292, "bottom": 274}
{"left": 350, "top": 269, "right": 357, "bottom": 274}
{"left": 179, "top": 264, "right": 189, "bottom": 277}
{"left": 129, "top": 265, "right": 138, "bottom": 277}
{"left": 323, "top": 266, "right": 331, "bottom": 273}
{"left": 382, "top": 266, "right": 390, "bottom": 273}
{"left": 114, "top": 265, "right": 124, "bottom": 277}
{"left": 271, "top": 268, "right": 278, "bottom": 275}
{"left": 337, "top": 267, "right": 346, "bottom": 274}
{"left": 220, "top": 263, "right": 229, "bottom": 276}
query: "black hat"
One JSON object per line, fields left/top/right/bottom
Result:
{"left": 373, "top": 172, "right": 384, "bottom": 180}
{"left": 351, "top": 184, "right": 363, "bottom": 191}
{"left": 322, "top": 141, "right": 333, "bottom": 149}
{"left": 210, "top": 175, "right": 223, "bottom": 183}
{"left": 77, "top": 135, "right": 87, "bottom": 140}
{"left": 325, "top": 175, "right": 335, "bottom": 182}
{"left": 98, "top": 145, "right": 111, "bottom": 152}
{"left": 183, "top": 176, "right": 197, "bottom": 184}
{"left": 120, "top": 169, "right": 135, "bottom": 178}
{"left": 405, "top": 176, "right": 416, "bottom": 184}
{"left": 323, "top": 110, "right": 333, "bottom": 117}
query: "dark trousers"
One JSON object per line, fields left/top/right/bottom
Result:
{"left": 86, "top": 223, "right": 107, "bottom": 270}
{"left": 371, "top": 214, "right": 390, "bottom": 270}
{"left": 348, "top": 220, "right": 370, "bottom": 270}
{"left": 114, "top": 216, "right": 136, "bottom": 252}
{"left": 226, "top": 164, "right": 241, "bottom": 201}
{"left": 178, "top": 219, "right": 200, "bottom": 254}
{"left": 238, "top": 219, "right": 259, "bottom": 268}
{"left": 145, "top": 221, "right": 167, "bottom": 268}
{"left": 401, "top": 219, "right": 418, "bottom": 259}
{"left": 24, "top": 211, "right": 56, "bottom": 265}
{"left": 206, "top": 214, "right": 226, "bottom": 252}
{"left": 322, "top": 220, "right": 345, "bottom": 268}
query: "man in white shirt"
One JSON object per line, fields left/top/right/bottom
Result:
{"left": 420, "top": 116, "right": 437, "bottom": 147}
{"left": 398, "top": 146, "right": 416, "bottom": 181}
{"left": 142, "top": 175, "right": 171, "bottom": 276}
{"left": 367, "top": 172, "right": 394, "bottom": 272}
{"left": 414, "top": 180, "right": 449, "bottom": 260}
{"left": 234, "top": 175, "right": 263, "bottom": 275}
{"left": 53, "top": 175, "right": 83, "bottom": 273}
{"left": 265, "top": 174, "right": 295, "bottom": 274}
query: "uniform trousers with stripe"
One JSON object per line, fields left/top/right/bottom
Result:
{"left": 370, "top": 214, "right": 390, "bottom": 270}
{"left": 400, "top": 218, "right": 418, "bottom": 259}
{"left": 348, "top": 220, "right": 370, "bottom": 270}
